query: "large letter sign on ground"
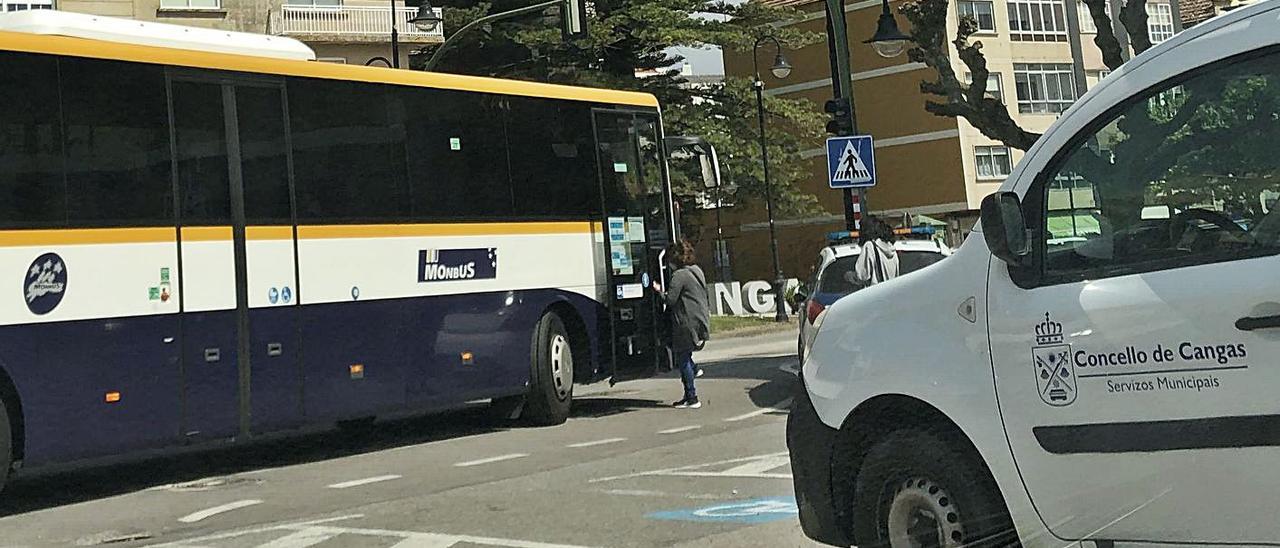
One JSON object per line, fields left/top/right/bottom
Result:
{"left": 827, "top": 135, "right": 875, "bottom": 189}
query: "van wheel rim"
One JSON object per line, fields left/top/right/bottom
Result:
{"left": 550, "top": 334, "right": 572, "bottom": 400}
{"left": 886, "top": 477, "right": 964, "bottom": 548}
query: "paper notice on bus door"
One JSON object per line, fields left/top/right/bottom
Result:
{"left": 611, "top": 243, "right": 634, "bottom": 276}
{"left": 608, "top": 217, "right": 627, "bottom": 243}
{"left": 626, "top": 217, "right": 646, "bottom": 242}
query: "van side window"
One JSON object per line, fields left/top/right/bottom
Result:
{"left": 1037, "top": 48, "right": 1280, "bottom": 283}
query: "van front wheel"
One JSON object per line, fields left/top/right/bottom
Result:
{"left": 851, "top": 430, "right": 1018, "bottom": 548}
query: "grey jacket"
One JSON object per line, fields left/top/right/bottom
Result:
{"left": 664, "top": 265, "right": 711, "bottom": 353}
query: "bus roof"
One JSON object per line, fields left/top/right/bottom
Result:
{"left": 0, "top": 11, "right": 660, "bottom": 108}
{"left": 0, "top": 10, "right": 317, "bottom": 61}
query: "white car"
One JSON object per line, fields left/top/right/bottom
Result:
{"left": 789, "top": 3, "right": 1280, "bottom": 547}
{"left": 795, "top": 235, "right": 951, "bottom": 362}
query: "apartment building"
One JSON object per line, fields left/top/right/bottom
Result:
{"left": 704, "top": 0, "right": 1180, "bottom": 283}
{"left": 7, "top": 0, "right": 441, "bottom": 65}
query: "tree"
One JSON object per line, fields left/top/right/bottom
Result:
{"left": 412, "top": 1, "right": 827, "bottom": 234}
{"left": 900, "top": 0, "right": 1280, "bottom": 242}
{"left": 899, "top": 0, "right": 1155, "bottom": 150}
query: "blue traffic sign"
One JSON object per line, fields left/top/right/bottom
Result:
{"left": 827, "top": 135, "right": 876, "bottom": 189}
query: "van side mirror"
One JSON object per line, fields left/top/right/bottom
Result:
{"left": 981, "top": 191, "right": 1030, "bottom": 264}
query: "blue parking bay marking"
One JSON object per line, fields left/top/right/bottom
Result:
{"left": 646, "top": 496, "right": 798, "bottom": 524}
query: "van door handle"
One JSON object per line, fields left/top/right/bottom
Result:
{"left": 1236, "top": 314, "right": 1280, "bottom": 331}
{"left": 267, "top": 343, "right": 283, "bottom": 357}
{"left": 204, "top": 348, "right": 221, "bottom": 363}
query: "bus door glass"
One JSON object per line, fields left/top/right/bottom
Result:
{"left": 594, "top": 110, "right": 673, "bottom": 381}
{"left": 171, "top": 75, "right": 301, "bottom": 440}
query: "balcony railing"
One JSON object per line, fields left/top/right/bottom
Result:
{"left": 278, "top": 5, "right": 443, "bottom": 41}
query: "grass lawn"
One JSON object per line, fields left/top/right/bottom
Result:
{"left": 710, "top": 315, "right": 794, "bottom": 335}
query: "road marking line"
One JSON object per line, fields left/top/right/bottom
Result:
{"left": 601, "top": 489, "right": 724, "bottom": 500}
{"left": 661, "top": 471, "right": 793, "bottom": 479}
{"left": 566, "top": 437, "right": 626, "bottom": 448}
{"left": 721, "top": 455, "right": 792, "bottom": 476}
{"left": 146, "top": 515, "right": 364, "bottom": 547}
{"left": 255, "top": 528, "right": 341, "bottom": 548}
{"left": 387, "top": 534, "right": 460, "bottom": 548}
{"left": 177, "top": 499, "right": 264, "bottom": 523}
{"left": 590, "top": 452, "right": 789, "bottom": 483}
{"left": 657, "top": 425, "right": 701, "bottom": 434}
{"left": 724, "top": 398, "right": 793, "bottom": 422}
{"left": 327, "top": 474, "right": 402, "bottom": 489}
{"left": 300, "top": 525, "right": 595, "bottom": 548}
{"left": 454, "top": 453, "right": 529, "bottom": 467}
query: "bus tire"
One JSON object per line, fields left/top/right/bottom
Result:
{"left": 0, "top": 398, "right": 10, "bottom": 493}
{"left": 851, "top": 429, "right": 1018, "bottom": 548}
{"left": 523, "top": 312, "right": 573, "bottom": 426}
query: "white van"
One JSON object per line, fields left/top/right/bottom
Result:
{"left": 788, "top": 2, "right": 1280, "bottom": 546}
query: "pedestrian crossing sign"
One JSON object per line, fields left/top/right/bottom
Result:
{"left": 826, "top": 135, "right": 876, "bottom": 189}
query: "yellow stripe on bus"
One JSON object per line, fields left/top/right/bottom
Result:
{"left": 246, "top": 226, "right": 294, "bottom": 240}
{"left": 295, "top": 221, "right": 593, "bottom": 240}
{"left": 0, "top": 222, "right": 592, "bottom": 247}
{"left": 0, "top": 31, "right": 660, "bottom": 108}
{"left": 180, "top": 226, "right": 233, "bottom": 242}
{"left": 0, "top": 227, "right": 175, "bottom": 246}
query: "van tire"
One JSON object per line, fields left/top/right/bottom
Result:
{"left": 0, "top": 399, "right": 11, "bottom": 493}
{"left": 522, "top": 312, "right": 573, "bottom": 426}
{"left": 851, "top": 429, "right": 1018, "bottom": 548}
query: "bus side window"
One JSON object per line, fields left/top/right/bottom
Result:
{"left": 505, "top": 97, "right": 600, "bottom": 218}
{"left": 0, "top": 51, "right": 65, "bottom": 229}
{"left": 288, "top": 78, "right": 409, "bottom": 223}
{"left": 60, "top": 58, "right": 173, "bottom": 228}
{"left": 402, "top": 89, "right": 513, "bottom": 220}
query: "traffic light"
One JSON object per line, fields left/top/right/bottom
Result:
{"left": 825, "top": 97, "right": 854, "bottom": 136}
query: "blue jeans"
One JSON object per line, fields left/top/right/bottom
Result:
{"left": 676, "top": 350, "right": 697, "bottom": 401}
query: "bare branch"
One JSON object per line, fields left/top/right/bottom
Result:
{"left": 1119, "top": 0, "right": 1153, "bottom": 55}
{"left": 1082, "top": 0, "right": 1126, "bottom": 71}
{"left": 903, "top": 0, "right": 1041, "bottom": 150}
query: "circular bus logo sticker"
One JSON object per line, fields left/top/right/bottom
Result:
{"left": 24, "top": 252, "right": 67, "bottom": 315}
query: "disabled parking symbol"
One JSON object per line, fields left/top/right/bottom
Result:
{"left": 646, "top": 497, "right": 798, "bottom": 524}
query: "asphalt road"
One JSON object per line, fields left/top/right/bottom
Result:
{"left": 0, "top": 329, "right": 820, "bottom": 548}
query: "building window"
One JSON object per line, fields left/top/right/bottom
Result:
{"left": 975, "top": 146, "right": 1013, "bottom": 179}
{"left": 1008, "top": 0, "right": 1068, "bottom": 41}
{"left": 1014, "top": 63, "right": 1077, "bottom": 113}
{"left": 958, "top": 0, "right": 997, "bottom": 32}
{"left": 1077, "top": 0, "right": 1110, "bottom": 33}
{"left": 1147, "top": 2, "right": 1174, "bottom": 42}
{"left": 2, "top": 0, "right": 54, "bottom": 10}
{"left": 967, "top": 72, "right": 1004, "bottom": 101}
{"left": 284, "top": 0, "right": 341, "bottom": 6}
{"left": 159, "top": 0, "right": 219, "bottom": 9}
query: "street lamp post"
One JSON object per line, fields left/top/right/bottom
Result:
{"left": 389, "top": 0, "right": 400, "bottom": 68}
{"left": 752, "top": 35, "right": 793, "bottom": 323}
{"left": 376, "top": 2, "right": 444, "bottom": 69}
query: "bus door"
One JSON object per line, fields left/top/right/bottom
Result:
{"left": 170, "top": 75, "right": 302, "bottom": 441}
{"left": 593, "top": 111, "right": 674, "bottom": 381}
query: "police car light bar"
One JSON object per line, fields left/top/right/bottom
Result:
{"left": 826, "top": 226, "right": 936, "bottom": 242}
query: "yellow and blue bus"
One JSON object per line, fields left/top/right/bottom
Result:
{"left": 0, "top": 10, "right": 696, "bottom": 489}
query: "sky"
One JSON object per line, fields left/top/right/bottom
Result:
{"left": 667, "top": 4, "right": 740, "bottom": 76}
{"left": 671, "top": 45, "right": 725, "bottom": 75}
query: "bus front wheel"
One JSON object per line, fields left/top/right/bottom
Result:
{"left": 523, "top": 312, "right": 574, "bottom": 426}
{"left": 0, "top": 398, "right": 10, "bottom": 493}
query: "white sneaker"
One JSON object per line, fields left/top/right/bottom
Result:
{"left": 673, "top": 399, "right": 702, "bottom": 409}
{"left": 696, "top": 368, "right": 704, "bottom": 378}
